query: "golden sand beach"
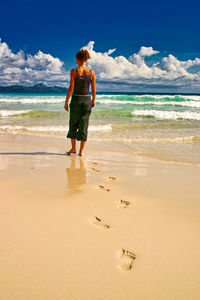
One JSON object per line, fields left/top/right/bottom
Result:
{"left": 0, "top": 133, "right": 200, "bottom": 300}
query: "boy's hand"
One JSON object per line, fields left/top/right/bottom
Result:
{"left": 91, "top": 100, "right": 95, "bottom": 108}
{"left": 64, "top": 102, "right": 69, "bottom": 111}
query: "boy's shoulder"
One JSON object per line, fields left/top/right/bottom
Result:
{"left": 70, "top": 68, "right": 77, "bottom": 76}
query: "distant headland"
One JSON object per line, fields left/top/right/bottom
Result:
{"left": 0, "top": 83, "right": 67, "bottom": 93}
{"left": 0, "top": 83, "right": 199, "bottom": 95}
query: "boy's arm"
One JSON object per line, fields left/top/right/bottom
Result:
{"left": 91, "top": 70, "right": 96, "bottom": 107}
{"left": 65, "top": 69, "right": 75, "bottom": 104}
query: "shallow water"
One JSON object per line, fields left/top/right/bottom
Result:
{"left": 0, "top": 92, "right": 200, "bottom": 166}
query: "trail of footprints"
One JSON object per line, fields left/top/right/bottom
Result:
{"left": 88, "top": 161, "right": 136, "bottom": 271}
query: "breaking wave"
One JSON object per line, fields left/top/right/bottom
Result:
{"left": 131, "top": 110, "right": 200, "bottom": 120}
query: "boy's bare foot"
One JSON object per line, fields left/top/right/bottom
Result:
{"left": 66, "top": 148, "right": 76, "bottom": 155}
{"left": 79, "top": 151, "right": 83, "bottom": 156}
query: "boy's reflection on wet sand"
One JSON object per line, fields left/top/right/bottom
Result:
{"left": 66, "top": 156, "right": 86, "bottom": 195}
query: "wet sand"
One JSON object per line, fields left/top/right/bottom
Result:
{"left": 0, "top": 133, "right": 200, "bottom": 300}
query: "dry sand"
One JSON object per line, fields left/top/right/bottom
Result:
{"left": 0, "top": 133, "right": 200, "bottom": 300}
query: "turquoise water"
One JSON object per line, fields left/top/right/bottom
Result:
{"left": 0, "top": 92, "right": 200, "bottom": 165}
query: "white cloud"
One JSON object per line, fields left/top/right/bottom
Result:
{"left": 27, "top": 50, "right": 64, "bottom": 72}
{"left": 1, "top": 37, "right": 200, "bottom": 91}
{"left": 0, "top": 37, "right": 67, "bottom": 86}
{"left": 138, "top": 46, "right": 159, "bottom": 57}
{"left": 83, "top": 41, "right": 200, "bottom": 89}
{"left": 156, "top": 54, "right": 200, "bottom": 77}
{"left": 128, "top": 46, "right": 159, "bottom": 67}
{"left": 0, "top": 38, "right": 25, "bottom": 70}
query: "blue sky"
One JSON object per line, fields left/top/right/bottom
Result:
{"left": 0, "top": 0, "right": 200, "bottom": 92}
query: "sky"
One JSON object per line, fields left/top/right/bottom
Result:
{"left": 0, "top": 0, "right": 200, "bottom": 92}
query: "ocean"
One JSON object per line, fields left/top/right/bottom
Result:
{"left": 0, "top": 92, "right": 200, "bottom": 166}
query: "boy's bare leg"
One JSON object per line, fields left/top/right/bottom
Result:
{"left": 79, "top": 140, "right": 86, "bottom": 156}
{"left": 66, "top": 138, "right": 76, "bottom": 154}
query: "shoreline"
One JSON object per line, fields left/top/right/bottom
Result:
{"left": 0, "top": 133, "right": 200, "bottom": 300}
{"left": 1, "top": 131, "right": 200, "bottom": 168}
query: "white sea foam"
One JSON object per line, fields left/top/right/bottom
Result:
{"left": 96, "top": 94, "right": 200, "bottom": 101}
{"left": 96, "top": 94, "right": 118, "bottom": 98}
{"left": 0, "top": 97, "right": 64, "bottom": 104}
{"left": 173, "top": 95, "right": 200, "bottom": 101}
{"left": 131, "top": 110, "right": 200, "bottom": 120}
{"left": 0, "top": 110, "right": 32, "bottom": 117}
{"left": 96, "top": 99, "right": 200, "bottom": 108}
{"left": 0, "top": 124, "right": 112, "bottom": 133}
{"left": 96, "top": 99, "right": 133, "bottom": 104}
{"left": 150, "top": 100, "right": 200, "bottom": 108}
{"left": 1, "top": 95, "right": 200, "bottom": 108}
{"left": 134, "top": 94, "right": 200, "bottom": 101}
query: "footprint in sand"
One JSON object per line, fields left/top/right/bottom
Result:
{"left": 108, "top": 176, "right": 116, "bottom": 181}
{"left": 91, "top": 167, "right": 101, "bottom": 172}
{"left": 90, "top": 162, "right": 98, "bottom": 166}
{"left": 98, "top": 185, "right": 110, "bottom": 192}
{"left": 117, "top": 199, "right": 130, "bottom": 208}
{"left": 118, "top": 248, "right": 136, "bottom": 270}
{"left": 89, "top": 216, "right": 110, "bottom": 229}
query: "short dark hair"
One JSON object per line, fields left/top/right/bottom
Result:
{"left": 76, "top": 49, "right": 91, "bottom": 62}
